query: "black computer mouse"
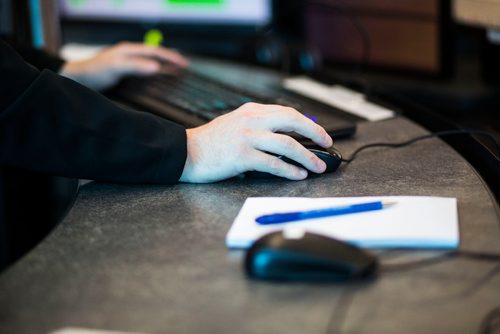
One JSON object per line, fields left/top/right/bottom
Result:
{"left": 245, "top": 145, "right": 342, "bottom": 178}
{"left": 245, "top": 230, "right": 378, "bottom": 282}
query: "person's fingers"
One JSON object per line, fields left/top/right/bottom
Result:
{"left": 116, "top": 42, "right": 189, "bottom": 67}
{"left": 239, "top": 103, "right": 333, "bottom": 148}
{"left": 149, "top": 47, "right": 189, "bottom": 67}
{"left": 247, "top": 150, "right": 308, "bottom": 180}
{"left": 159, "top": 63, "right": 184, "bottom": 75}
{"left": 117, "top": 57, "right": 161, "bottom": 76}
{"left": 253, "top": 132, "right": 326, "bottom": 173}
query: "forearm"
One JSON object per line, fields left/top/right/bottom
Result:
{"left": 1, "top": 40, "right": 187, "bottom": 184}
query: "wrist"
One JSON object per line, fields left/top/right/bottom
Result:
{"left": 60, "top": 61, "right": 86, "bottom": 83}
{"left": 59, "top": 60, "right": 103, "bottom": 90}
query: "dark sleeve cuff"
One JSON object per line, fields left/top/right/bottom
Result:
{"left": 0, "top": 36, "right": 65, "bottom": 72}
{"left": 154, "top": 119, "right": 187, "bottom": 183}
{"left": 16, "top": 45, "right": 65, "bottom": 72}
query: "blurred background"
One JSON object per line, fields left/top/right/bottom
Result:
{"left": 2, "top": 0, "right": 498, "bottom": 128}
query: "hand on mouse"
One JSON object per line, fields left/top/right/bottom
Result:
{"left": 179, "top": 102, "right": 333, "bottom": 183}
{"left": 59, "top": 42, "right": 189, "bottom": 91}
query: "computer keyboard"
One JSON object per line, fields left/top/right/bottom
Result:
{"left": 109, "top": 69, "right": 357, "bottom": 138}
{"left": 114, "top": 71, "right": 271, "bottom": 122}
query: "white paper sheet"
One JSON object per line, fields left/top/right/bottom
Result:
{"left": 50, "top": 328, "right": 147, "bottom": 334}
{"left": 226, "top": 196, "right": 459, "bottom": 249}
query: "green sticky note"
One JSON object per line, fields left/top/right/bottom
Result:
{"left": 144, "top": 29, "right": 164, "bottom": 47}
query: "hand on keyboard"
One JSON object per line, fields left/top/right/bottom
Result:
{"left": 179, "top": 102, "right": 333, "bottom": 183}
{"left": 60, "top": 42, "right": 189, "bottom": 91}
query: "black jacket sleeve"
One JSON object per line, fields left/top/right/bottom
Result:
{"left": 0, "top": 39, "right": 187, "bottom": 184}
{"left": 0, "top": 35, "right": 65, "bottom": 72}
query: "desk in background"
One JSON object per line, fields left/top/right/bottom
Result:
{"left": 0, "top": 60, "right": 499, "bottom": 334}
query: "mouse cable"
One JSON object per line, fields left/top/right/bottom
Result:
{"left": 381, "top": 252, "right": 500, "bottom": 334}
{"left": 479, "top": 305, "right": 500, "bottom": 334}
{"left": 341, "top": 129, "right": 500, "bottom": 164}
{"left": 325, "top": 252, "right": 500, "bottom": 334}
{"left": 379, "top": 250, "right": 500, "bottom": 274}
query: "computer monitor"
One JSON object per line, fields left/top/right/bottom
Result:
{"left": 58, "top": 0, "right": 272, "bottom": 27}
{"left": 59, "top": 0, "right": 272, "bottom": 55}
{"left": 301, "top": 0, "right": 451, "bottom": 77}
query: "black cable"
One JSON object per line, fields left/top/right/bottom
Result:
{"left": 325, "top": 287, "right": 355, "bottom": 334}
{"left": 341, "top": 129, "right": 500, "bottom": 164}
{"left": 460, "top": 264, "right": 500, "bottom": 299}
{"left": 459, "top": 250, "right": 500, "bottom": 262}
{"left": 380, "top": 250, "right": 500, "bottom": 274}
{"left": 379, "top": 251, "right": 457, "bottom": 273}
{"left": 324, "top": 250, "right": 500, "bottom": 334}
{"left": 479, "top": 306, "right": 500, "bottom": 334}
{"left": 380, "top": 250, "right": 500, "bottom": 334}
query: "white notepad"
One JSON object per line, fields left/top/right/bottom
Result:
{"left": 226, "top": 196, "right": 459, "bottom": 249}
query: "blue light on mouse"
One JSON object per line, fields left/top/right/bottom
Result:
{"left": 304, "top": 114, "right": 318, "bottom": 123}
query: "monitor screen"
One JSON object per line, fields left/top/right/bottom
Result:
{"left": 303, "top": 0, "right": 448, "bottom": 76}
{"left": 58, "top": 0, "right": 272, "bottom": 26}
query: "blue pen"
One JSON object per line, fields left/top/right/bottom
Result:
{"left": 255, "top": 200, "right": 396, "bottom": 225}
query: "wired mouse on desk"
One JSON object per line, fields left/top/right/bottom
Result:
{"left": 245, "top": 145, "right": 342, "bottom": 179}
{"left": 245, "top": 230, "right": 378, "bottom": 282}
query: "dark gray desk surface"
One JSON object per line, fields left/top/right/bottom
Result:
{"left": 1, "top": 65, "right": 499, "bottom": 334}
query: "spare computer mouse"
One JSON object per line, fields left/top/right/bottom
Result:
{"left": 245, "top": 146, "right": 342, "bottom": 178}
{"left": 245, "top": 230, "right": 378, "bottom": 281}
